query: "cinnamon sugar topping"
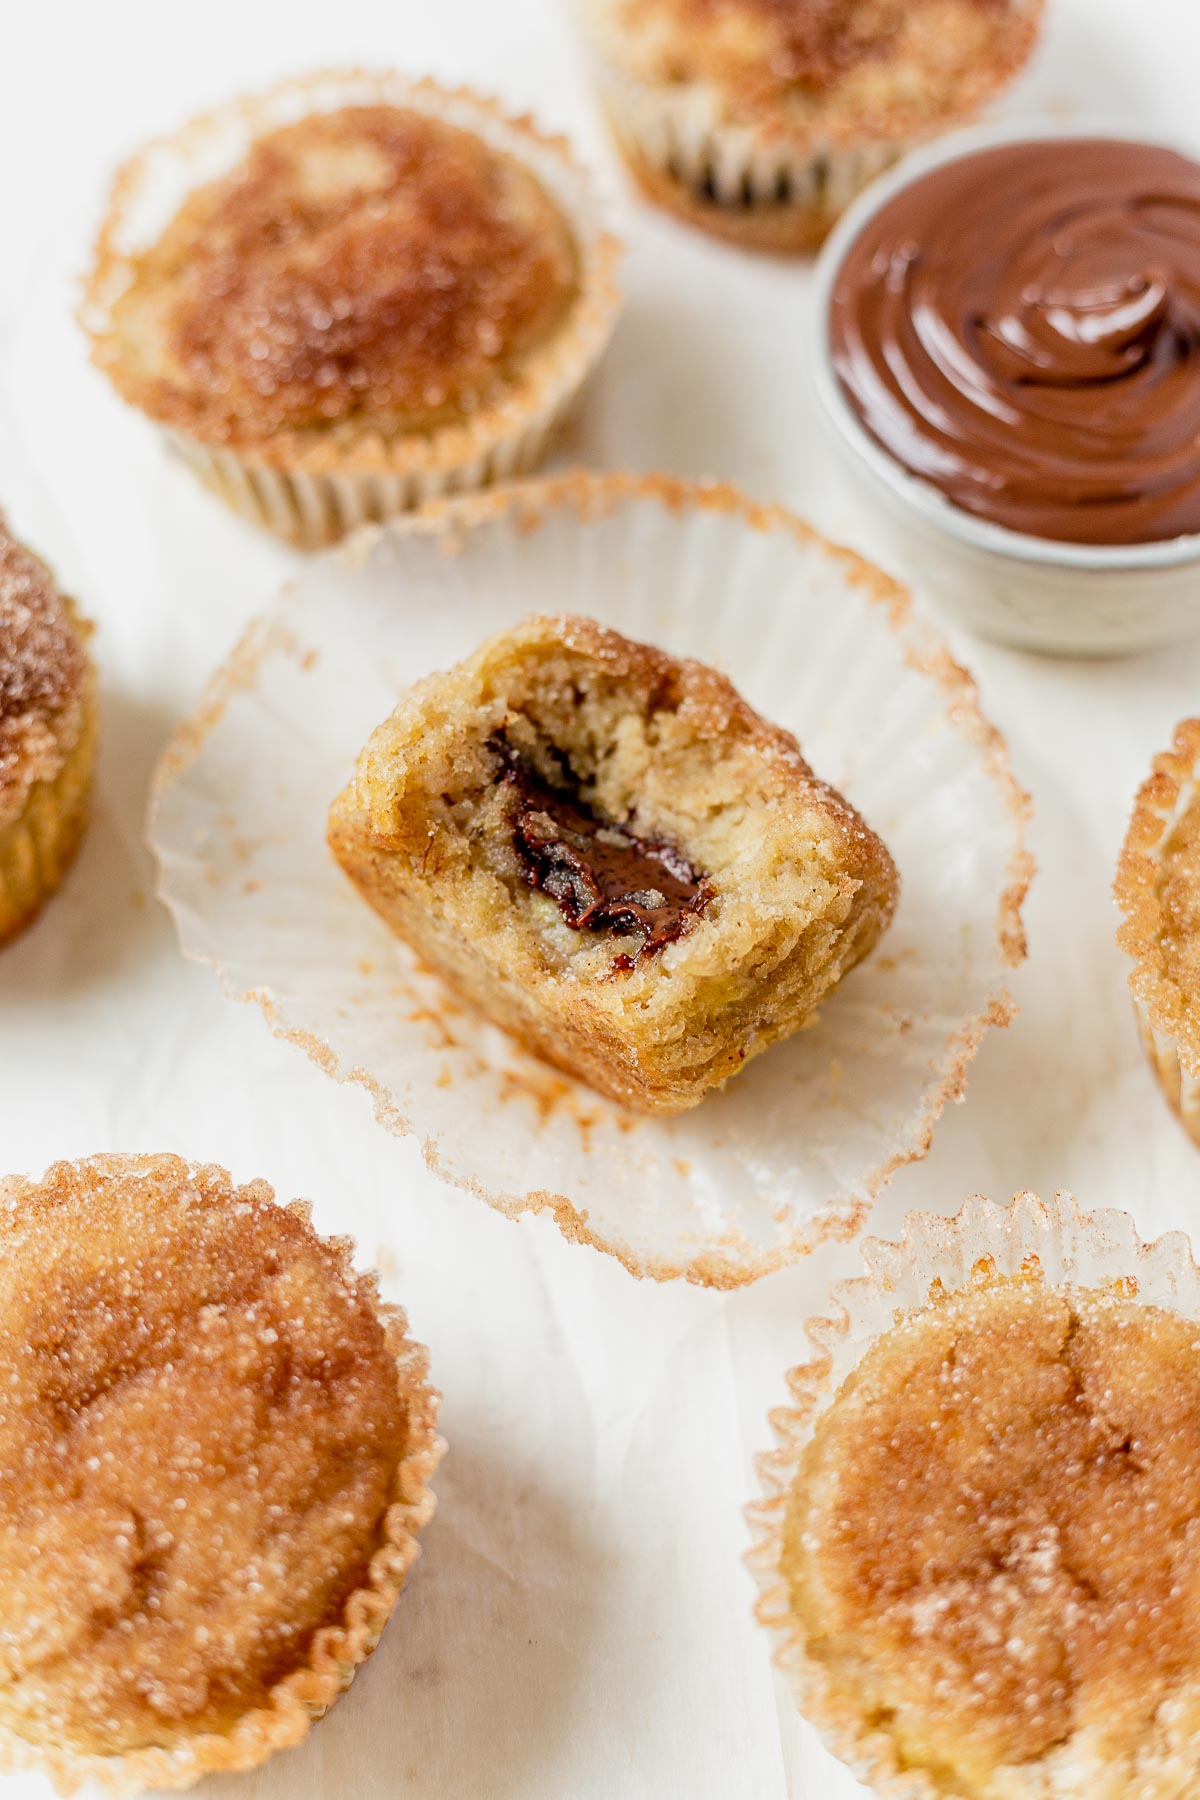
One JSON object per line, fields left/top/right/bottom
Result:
{"left": 0, "top": 522, "right": 87, "bottom": 818}
{"left": 0, "top": 1155, "right": 412, "bottom": 1757}
{"left": 611, "top": 0, "right": 1041, "bottom": 138}
{"left": 104, "top": 105, "right": 581, "bottom": 447}
{"left": 686, "top": 0, "right": 1005, "bottom": 89}
{"left": 787, "top": 1279, "right": 1200, "bottom": 1786}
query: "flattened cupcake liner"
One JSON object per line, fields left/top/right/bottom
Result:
{"left": 1115, "top": 719, "right": 1200, "bottom": 1146}
{"left": 148, "top": 470, "right": 1030, "bottom": 1287}
{"left": 746, "top": 1190, "right": 1200, "bottom": 1800}
{"left": 0, "top": 614, "right": 98, "bottom": 948}
{"left": 592, "top": 56, "right": 906, "bottom": 253}
{"left": 0, "top": 1154, "right": 444, "bottom": 1797}
{"left": 83, "top": 70, "right": 623, "bottom": 548}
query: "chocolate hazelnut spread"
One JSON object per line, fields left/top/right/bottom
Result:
{"left": 489, "top": 730, "right": 712, "bottom": 964}
{"left": 830, "top": 138, "right": 1200, "bottom": 546}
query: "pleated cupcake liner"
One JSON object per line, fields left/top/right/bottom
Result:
{"left": 580, "top": 0, "right": 1044, "bottom": 254}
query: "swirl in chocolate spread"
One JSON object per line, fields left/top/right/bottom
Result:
{"left": 830, "top": 139, "right": 1200, "bottom": 546}
{"left": 488, "top": 730, "right": 712, "bottom": 967}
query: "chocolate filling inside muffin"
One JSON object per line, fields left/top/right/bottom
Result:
{"left": 489, "top": 725, "right": 712, "bottom": 965}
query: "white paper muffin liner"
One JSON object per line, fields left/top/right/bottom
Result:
{"left": 1116, "top": 718, "right": 1200, "bottom": 1144}
{"left": 83, "top": 70, "right": 623, "bottom": 548}
{"left": 746, "top": 1189, "right": 1200, "bottom": 1800}
{"left": 148, "top": 471, "right": 1031, "bottom": 1287}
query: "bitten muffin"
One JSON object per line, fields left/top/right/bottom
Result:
{"left": 328, "top": 613, "right": 898, "bottom": 1115}
{"left": 0, "top": 1154, "right": 441, "bottom": 1793}
{"left": 0, "top": 520, "right": 97, "bottom": 947}
{"left": 581, "top": 0, "right": 1044, "bottom": 252}
{"left": 779, "top": 1271, "right": 1200, "bottom": 1798}
{"left": 1116, "top": 717, "right": 1200, "bottom": 1144}
{"left": 84, "top": 73, "right": 622, "bottom": 547}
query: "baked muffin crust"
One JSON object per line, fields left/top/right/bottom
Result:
{"left": 0, "top": 1154, "right": 435, "bottom": 1772}
{"left": 1149, "top": 797, "right": 1200, "bottom": 1026}
{"left": 0, "top": 523, "right": 89, "bottom": 828}
{"left": 594, "top": 0, "right": 1043, "bottom": 144}
{"left": 1115, "top": 719, "right": 1200, "bottom": 1137}
{"left": 98, "top": 103, "right": 581, "bottom": 451}
{"left": 785, "top": 1276, "right": 1200, "bottom": 1797}
{"left": 0, "top": 520, "right": 96, "bottom": 945}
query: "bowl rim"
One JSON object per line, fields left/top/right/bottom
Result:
{"left": 811, "top": 114, "right": 1200, "bottom": 575}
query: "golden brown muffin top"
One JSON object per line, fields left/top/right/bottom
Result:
{"left": 0, "top": 521, "right": 89, "bottom": 824}
{"left": 786, "top": 1278, "right": 1200, "bottom": 1792}
{"left": 1152, "top": 797, "right": 1200, "bottom": 1024}
{"left": 101, "top": 104, "right": 581, "bottom": 448}
{"left": 0, "top": 1154, "right": 410, "bottom": 1756}
{"left": 603, "top": 0, "right": 1042, "bottom": 141}
{"left": 1116, "top": 718, "right": 1200, "bottom": 1077}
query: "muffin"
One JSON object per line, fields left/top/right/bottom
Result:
{"left": 580, "top": 0, "right": 1044, "bottom": 252}
{"left": 0, "top": 1153, "right": 441, "bottom": 1793}
{"left": 0, "top": 519, "right": 97, "bottom": 947}
{"left": 1116, "top": 718, "right": 1200, "bottom": 1143}
{"left": 328, "top": 611, "right": 898, "bottom": 1115}
{"left": 749, "top": 1191, "right": 1200, "bottom": 1800}
{"left": 83, "top": 71, "right": 622, "bottom": 547}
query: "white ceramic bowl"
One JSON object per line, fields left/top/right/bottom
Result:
{"left": 812, "top": 118, "right": 1200, "bottom": 658}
